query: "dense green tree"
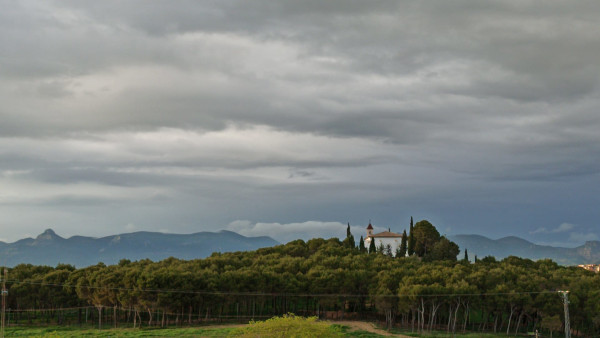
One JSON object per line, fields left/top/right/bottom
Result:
{"left": 342, "top": 223, "right": 355, "bottom": 249}
{"left": 358, "top": 236, "right": 366, "bottom": 253}
{"left": 480, "top": 255, "right": 497, "bottom": 264}
{"left": 3, "top": 232, "right": 600, "bottom": 336}
{"left": 541, "top": 315, "right": 562, "bottom": 337}
{"left": 368, "top": 238, "right": 376, "bottom": 254}
{"left": 373, "top": 285, "right": 396, "bottom": 330}
{"left": 426, "top": 236, "right": 460, "bottom": 261}
{"left": 412, "top": 220, "right": 441, "bottom": 257}
{"left": 407, "top": 217, "right": 415, "bottom": 256}
{"left": 463, "top": 249, "right": 469, "bottom": 262}
{"left": 399, "top": 230, "right": 407, "bottom": 257}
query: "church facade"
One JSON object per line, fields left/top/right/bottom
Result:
{"left": 364, "top": 223, "right": 404, "bottom": 256}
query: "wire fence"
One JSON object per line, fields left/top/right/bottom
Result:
{"left": 0, "top": 277, "right": 577, "bottom": 336}
{"left": 0, "top": 288, "right": 571, "bottom": 336}
{"left": 1, "top": 278, "right": 562, "bottom": 298}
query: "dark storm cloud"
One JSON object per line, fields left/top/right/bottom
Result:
{"left": 1, "top": 0, "right": 600, "bottom": 244}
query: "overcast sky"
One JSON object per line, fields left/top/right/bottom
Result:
{"left": 1, "top": 0, "right": 599, "bottom": 247}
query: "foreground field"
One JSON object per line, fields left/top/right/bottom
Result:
{"left": 5, "top": 326, "right": 385, "bottom": 337}
{"left": 4, "top": 323, "right": 518, "bottom": 337}
{"left": 5, "top": 326, "right": 243, "bottom": 337}
{"left": 4, "top": 319, "right": 387, "bottom": 337}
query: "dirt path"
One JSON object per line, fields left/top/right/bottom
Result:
{"left": 196, "top": 323, "right": 247, "bottom": 329}
{"left": 196, "top": 320, "right": 412, "bottom": 337}
{"left": 333, "top": 321, "right": 412, "bottom": 337}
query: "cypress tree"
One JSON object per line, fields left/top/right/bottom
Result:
{"left": 399, "top": 229, "right": 407, "bottom": 257}
{"left": 407, "top": 216, "right": 415, "bottom": 256}
{"left": 344, "top": 223, "right": 355, "bottom": 249}
{"left": 464, "top": 248, "right": 469, "bottom": 262}
{"left": 358, "top": 236, "right": 366, "bottom": 253}
{"left": 368, "top": 238, "right": 376, "bottom": 254}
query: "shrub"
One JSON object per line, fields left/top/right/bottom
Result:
{"left": 231, "top": 313, "right": 343, "bottom": 337}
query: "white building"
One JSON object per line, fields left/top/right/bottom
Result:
{"left": 578, "top": 264, "right": 600, "bottom": 273}
{"left": 364, "top": 223, "right": 404, "bottom": 256}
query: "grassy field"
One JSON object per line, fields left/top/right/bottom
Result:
{"left": 4, "top": 325, "right": 384, "bottom": 337}
{"left": 3, "top": 324, "right": 532, "bottom": 337}
{"left": 391, "top": 329, "right": 528, "bottom": 337}
{"left": 338, "top": 329, "right": 386, "bottom": 337}
{"left": 5, "top": 326, "right": 238, "bottom": 337}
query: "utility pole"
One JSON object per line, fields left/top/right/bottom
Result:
{"left": 1, "top": 268, "right": 6, "bottom": 338}
{"left": 558, "top": 290, "right": 570, "bottom": 338}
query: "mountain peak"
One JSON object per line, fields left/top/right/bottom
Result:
{"left": 5, "top": 229, "right": 278, "bottom": 267}
{"left": 36, "top": 228, "right": 62, "bottom": 241}
{"left": 451, "top": 234, "right": 600, "bottom": 265}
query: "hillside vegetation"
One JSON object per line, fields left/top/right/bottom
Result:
{"left": 3, "top": 223, "right": 600, "bottom": 336}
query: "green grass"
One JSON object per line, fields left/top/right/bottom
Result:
{"left": 342, "top": 330, "right": 384, "bottom": 337}
{"left": 5, "top": 326, "right": 237, "bottom": 337}
{"left": 331, "top": 324, "right": 384, "bottom": 337}
{"left": 5, "top": 324, "right": 386, "bottom": 337}
{"left": 5, "top": 324, "right": 527, "bottom": 337}
{"left": 391, "top": 329, "right": 520, "bottom": 337}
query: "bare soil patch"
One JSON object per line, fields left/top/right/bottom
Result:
{"left": 333, "top": 320, "right": 412, "bottom": 337}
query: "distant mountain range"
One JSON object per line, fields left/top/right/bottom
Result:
{"left": 449, "top": 234, "right": 600, "bottom": 265}
{"left": 2, "top": 229, "right": 597, "bottom": 268}
{"left": 0, "top": 229, "right": 279, "bottom": 267}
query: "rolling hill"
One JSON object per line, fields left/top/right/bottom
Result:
{"left": 450, "top": 234, "right": 600, "bottom": 265}
{"left": 3, "top": 229, "right": 598, "bottom": 268}
{"left": 0, "top": 229, "right": 279, "bottom": 267}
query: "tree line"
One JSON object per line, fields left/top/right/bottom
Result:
{"left": 1, "top": 220, "right": 599, "bottom": 336}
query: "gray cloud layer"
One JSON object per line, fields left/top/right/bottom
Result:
{"left": 1, "top": 0, "right": 599, "bottom": 245}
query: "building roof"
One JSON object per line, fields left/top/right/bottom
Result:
{"left": 369, "top": 231, "right": 402, "bottom": 238}
{"left": 366, "top": 223, "right": 373, "bottom": 230}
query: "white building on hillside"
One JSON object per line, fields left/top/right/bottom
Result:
{"left": 364, "top": 223, "right": 404, "bottom": 256}
{"left": 578, "top": 264, "right": 600, "bottom": 273}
